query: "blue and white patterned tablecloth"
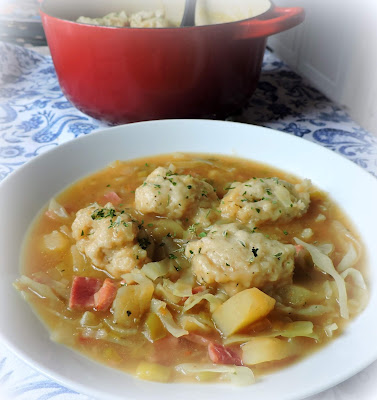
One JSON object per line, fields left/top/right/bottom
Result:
{"left": 0, "top": 41, "right": 377, "bottom": 400}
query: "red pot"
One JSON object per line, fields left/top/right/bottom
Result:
{"left": 40, "top": 0, "right": 304, "bottom": 124}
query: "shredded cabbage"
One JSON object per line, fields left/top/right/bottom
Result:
{"left": 151, "top": 299, "right": 188, "bottom": 338}
{"left": 224, "top": 321, "right": 317, "bottom": 345}
{"left": 31, "top": 272, "right": 70, "bottom": 299}
{"left": 48, "top": 198, "right": 69, "bottom": 219}
{"left": 324, "top": 323, "right": 338, "bottom": 337}
{"left": 294, "top": 238, "right": 349, "bottom": 319}
{"left": 276, "top": 302, "right": 333, "bottom": 317}
{"left": 179, "top": 314, "right": 214, "bottom": 333}
{"left": 316, "top": 243, "right": 334, "bottom": 255}
{"left": 337, "top": 243, "right": 358, "bottom": 273}
{"left": 340, "top": 268, "right": 367, "bottom": 290}
{"left": 183, "top": 291, "right": 226, "bottom": 313}
{"left": 14, "top": 275, "right": 60, "bottom": 302}
{"left": 175, "top": 363, "right": 255, "bottom": 386}
{"left": 121, "top": 270, "right": 153, "bottom": 289}
{"left": 163, "top": 279, "right": 192, "bottom": 297}
{"left": 155, "top": 283, "right": 182, "bottom": 306}
{"left": 141, "top": 259, "right": 170, "bottom": 281}
{"left": 103, "top": 319, "right": 138, "bottom": 336}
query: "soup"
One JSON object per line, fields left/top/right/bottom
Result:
{"left": 14, "top": 154, "right": 368, "bottom": 385}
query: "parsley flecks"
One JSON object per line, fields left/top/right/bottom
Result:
{"left": 126, "top": 310, "right": 132, "bottom": 317}
{"left": 188, "top": 223, "right": 199, "bottom": 234}
{"left": 174, "top": 265, "right": 182, "bottom": 271}
{"left": 187, "top": 185, "right": 192, "bottom": 189}
{"left": 224, "top": 186, "right": 235, "bottom": 191}
{"left": 226, "top": 263, "right": 230, "bottom": 266}
{"left": 266, "top": 189, "right": 272, "bottom": 196}
{"left": 169, "top": 253, "right": 178, "bottom": 259}
{"left": 166, "top": 170, "right": 176, "bottom": 177}
{"left": 198, "top": 247, "right": 202, "bottom": 254}
{"left": 106, "top": 184, "right": 111, "bottom": 187}
{"left": 274, "top": 252, "right": 283, "bottom": 260}
{"left": 283, "top": 230, "right": 289, "bottom": 235}
{"left": 147, "top": 223, "right": 154, "bottom": 227}
{"left": 256, "top": 208, "right": 261, "bottom": 213}
{"left": 154, "top": 184, "right": 161, "bottom": 189}
{"left": 138, "top": 237, "right": 151, "bottom": 250}
{"left": 223, "top": 230, "right": 228, "bottom": 237}
{"left": 189, "top": 250, "right": 194, "bottom": 254}
{"left": 260, "top": 179, "right": 264, "bottom": 183}
{"left": 145, "top": 163, "right": 149, "bottom": 167}
{"left": 290, "top": 203, "right": 293, "bottom": 208}
{"left": 81, "top": 230, "right": 84, "bottom": 236}
{"left": 198, "top": 232, "right": 207, "bottom": 238}
{"left": 91, "top": 207, "right": 116, "bottom": 220}
{"left": 252, "top": 247, "right": 259, "bottom": 257}
{"left": 239, "top": 240, "right": 246, "bottom": 247}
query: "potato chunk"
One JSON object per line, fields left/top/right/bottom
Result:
{"left": 242, "top": 337, "right": 295, "bottom": 365}
{"left": 212, "top": 288, "right": 275, "bottom": 337}
{"left": 112, "top": 284, "right": 153, "bottom": 328}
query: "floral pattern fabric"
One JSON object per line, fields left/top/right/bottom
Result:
{"left": 0, "top": 41, "right": 376, "bottom": 399}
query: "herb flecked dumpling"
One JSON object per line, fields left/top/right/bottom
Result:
{"left": 135, "top": 166, "right": 218, "bottom": 219}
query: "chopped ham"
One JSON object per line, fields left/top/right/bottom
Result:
{"left": 94, "top": 278, "right": 118, "bottom": 311}
{"left": 208, "top": 342, "right": 242, "bottom": 366}
{"left": 69, "top": 276, "right": 102, "bottom": 310}
{"left": 192, "top": 286, "right": 206, "bottom": 294}
{"left": 103, "top": 191, "right": 122, "bottom": 205}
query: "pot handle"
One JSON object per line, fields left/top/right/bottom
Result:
{"left": 237, "top": 7, "right": 305, "bottom": 39}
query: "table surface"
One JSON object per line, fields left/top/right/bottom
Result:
{"left": 0, "top": 41, "right": 377, "bottom": 400}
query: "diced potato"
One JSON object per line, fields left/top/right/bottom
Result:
{"left": 43, "top": 230, "right": 69, "bottom": 251}
{"left": 113, "top": 284, "right": 154, "bottom": 328}
{"left": 144, "top": 312, "right": 167, "bottom": 342}
{"left": 212, "top": 288, "right": 275, "bottom": 337}
{"left": 136, "top": 361, "right": 172, "bottom": 383}
{"left": 242, "top": 337, "right": 295, "bottom": 365}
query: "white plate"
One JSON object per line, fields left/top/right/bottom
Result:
{"left": 0, "top": 119, "right": 376, "bottom": 400}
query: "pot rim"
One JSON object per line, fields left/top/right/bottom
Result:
{"left": 39, "top": 0, "right": 275, "bottom": 31}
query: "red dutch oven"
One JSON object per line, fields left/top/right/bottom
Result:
{"left": 40, "top": 0, "right": 305, "bottom": 124}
